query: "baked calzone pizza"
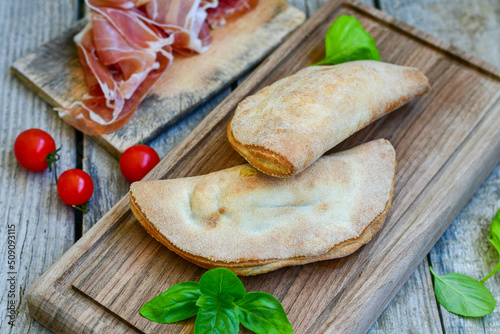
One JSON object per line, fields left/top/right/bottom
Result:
{"left": 130, "top": 139, "right": 397, "bottom": 275}
{"left": 228, "top": 61, "right": 429, "bottom": 177}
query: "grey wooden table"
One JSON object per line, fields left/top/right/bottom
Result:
{"left": 1, "top": 0, "right": 499, "bottom": 333}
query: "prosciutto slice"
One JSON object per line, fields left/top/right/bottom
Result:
{"left": 207, "top": 0, "right": 258, "bottom": 28}
{"left": 141, "top": 0, "right": 218, "bottom": 52}
{"left": 58, "top": 0, "right": 257, "bottom": 135}
{"left": 87, "top": 0, "right": 151, "bottom": 9}
{"left": 58, "top": 20, "right": 172, "bottom": 134}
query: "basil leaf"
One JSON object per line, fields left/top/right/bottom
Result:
{"left": 235, "top": 292, "right": 293, "bottom": 334}
{"left": 481, "top": 209, "right": 500, "bottom": 282}
{"left": 315, "top": 15, "right": 380, "bottom": 66}
{"left": 140, "top": 282, "right": 201, "bottom": 323}
{"left": 194, "top": 294, "right": 240, "bottom": 334}
{"left": 196, "top": 293, "right": 235, "bottom": 309}
{"left": 430, "top": 266, "right": 496, "bottom": 317}
{"left": 199, "top": 268, "right": 245, "bottom": 301}
{"left": 140, "top": 269, "right": 293, "bottom": 333}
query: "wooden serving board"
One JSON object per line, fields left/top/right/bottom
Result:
{"left": 27, "top": 0, "right": 500, "bottom": 333}
{"left": 11, "top": 0, "right": 305, "bottom": 158}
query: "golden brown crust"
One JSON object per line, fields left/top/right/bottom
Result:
{"left": 227, "top": 121, "right": 295, "bottom": 177}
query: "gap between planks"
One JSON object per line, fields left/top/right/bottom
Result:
{"left": 74, "top": 0, "right": 86, "bottom": 242}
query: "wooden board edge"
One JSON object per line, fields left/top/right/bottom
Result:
{"left": 10, "top": 65, "right": 62, "bottom": 109}
{"left": 89, "top": 134, "right": 123, "bottom": 160}
{"left": 26, "top": 196, "right": 133, "bottom": 332}
{"left": 10, "top": 18, "right": 87, "bottom": 110}
{"left": 27, "top": 289, "right": 89, "bottom": 334}
{"left": 27, "top": 279, "right": 137, "bottom": 333}
{"left": 349, "top": 0, "right": 500, "bottom": 79}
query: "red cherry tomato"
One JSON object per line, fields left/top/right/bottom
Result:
{"left": 14, "top": 129, "right": 57, "bottom": 172}
{"left": 57, "top": 169, "right": 94, "bottom": 206}
{"left": 119, "top": 145, "right": 160, "bottom": 182}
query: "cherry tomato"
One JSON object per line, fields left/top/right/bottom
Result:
{"left": 14, "top": 129, "right": 58, "bottom": 172}
{"left": 57, "top": 169, "right": 94, "bottom": 206}
{"left": 119, "top": 145, "right": 160, "bottom": 182}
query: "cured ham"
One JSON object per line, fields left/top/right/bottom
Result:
{"left": 207, "top": 0, "right": 258, "bottom": 28}
{"left": 57, "top": 0, "right": 257, "bottom": 136}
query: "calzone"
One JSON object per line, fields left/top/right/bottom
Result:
{"left": 129, "top": 139, "right": 397, "bottom": 275}
{"left": 228, "top": 60, "right": 429, "bottom": 177}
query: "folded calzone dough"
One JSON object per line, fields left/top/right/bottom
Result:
{"left": 130, "top": 139, "right": 397, "bottom": 275}
{"left": 228, "top": 60, "right": 429, "bottom": 177}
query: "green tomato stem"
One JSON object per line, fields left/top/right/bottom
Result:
{"left": 72, "top": 201, "right": 89, "bottom": 213}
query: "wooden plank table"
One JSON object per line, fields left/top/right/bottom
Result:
{"left": 1, "top": 0, "right": 498, "bottom": 333}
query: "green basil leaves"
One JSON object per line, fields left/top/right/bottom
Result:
{"left": 430, "top": 209, "right": 500, "bottom": 317}
{"left": 140, "top": 268, "right": 293, "bottom": 334}
{"left": 140, "top": 282, "right": 202, "bottom": 323}
{"left": 199, "top": 267, "right": 246, "bottom": 299}
{"left": 235, "top": 292, "right": 293, "bottom": 334}
{"left": 195, "top": 294, "right": 239, "bottom": 334}
{"left": 314, "top": 15, "right": 380, "bottom": 66}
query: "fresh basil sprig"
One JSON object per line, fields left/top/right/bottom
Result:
{"left": 430, "top": 209, "right": 500, "bottom": 317}
{"left": 140, "top": 268, "right": 293, "bottom": 334}
{"left": 314, "top": 15, "right": 380, "bottom": 66}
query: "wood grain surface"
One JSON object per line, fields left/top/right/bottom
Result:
{"left": 23, "top": 0, "right": 500, "bottom": 333}
{"left": 0, "top": 1, "right": 78, "bottom": 334}
{"left": 3, "top": 0, "right": 500, "bottom": 333}
{"left": 11, "top": 0, "right": 305, "bottom": 158}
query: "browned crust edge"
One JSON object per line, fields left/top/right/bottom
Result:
{"left": 129, "top": 156, "right": 397, "bottom": 276}
{"left": 227, "top": 121, "right": 295, "bottom": 178}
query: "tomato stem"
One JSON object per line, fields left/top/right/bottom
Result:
{"left": 72, "top": 202, "right": 89, "bottom": 213}
{"left": 47, "top": 146, "right": 61, "bottom": 184}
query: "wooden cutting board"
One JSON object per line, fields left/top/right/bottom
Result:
{"left": 11, "top": 0, "right": 305, "bottom": 158}
{"left": 27, "top": 0, "right": 500, "bottom": 333}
